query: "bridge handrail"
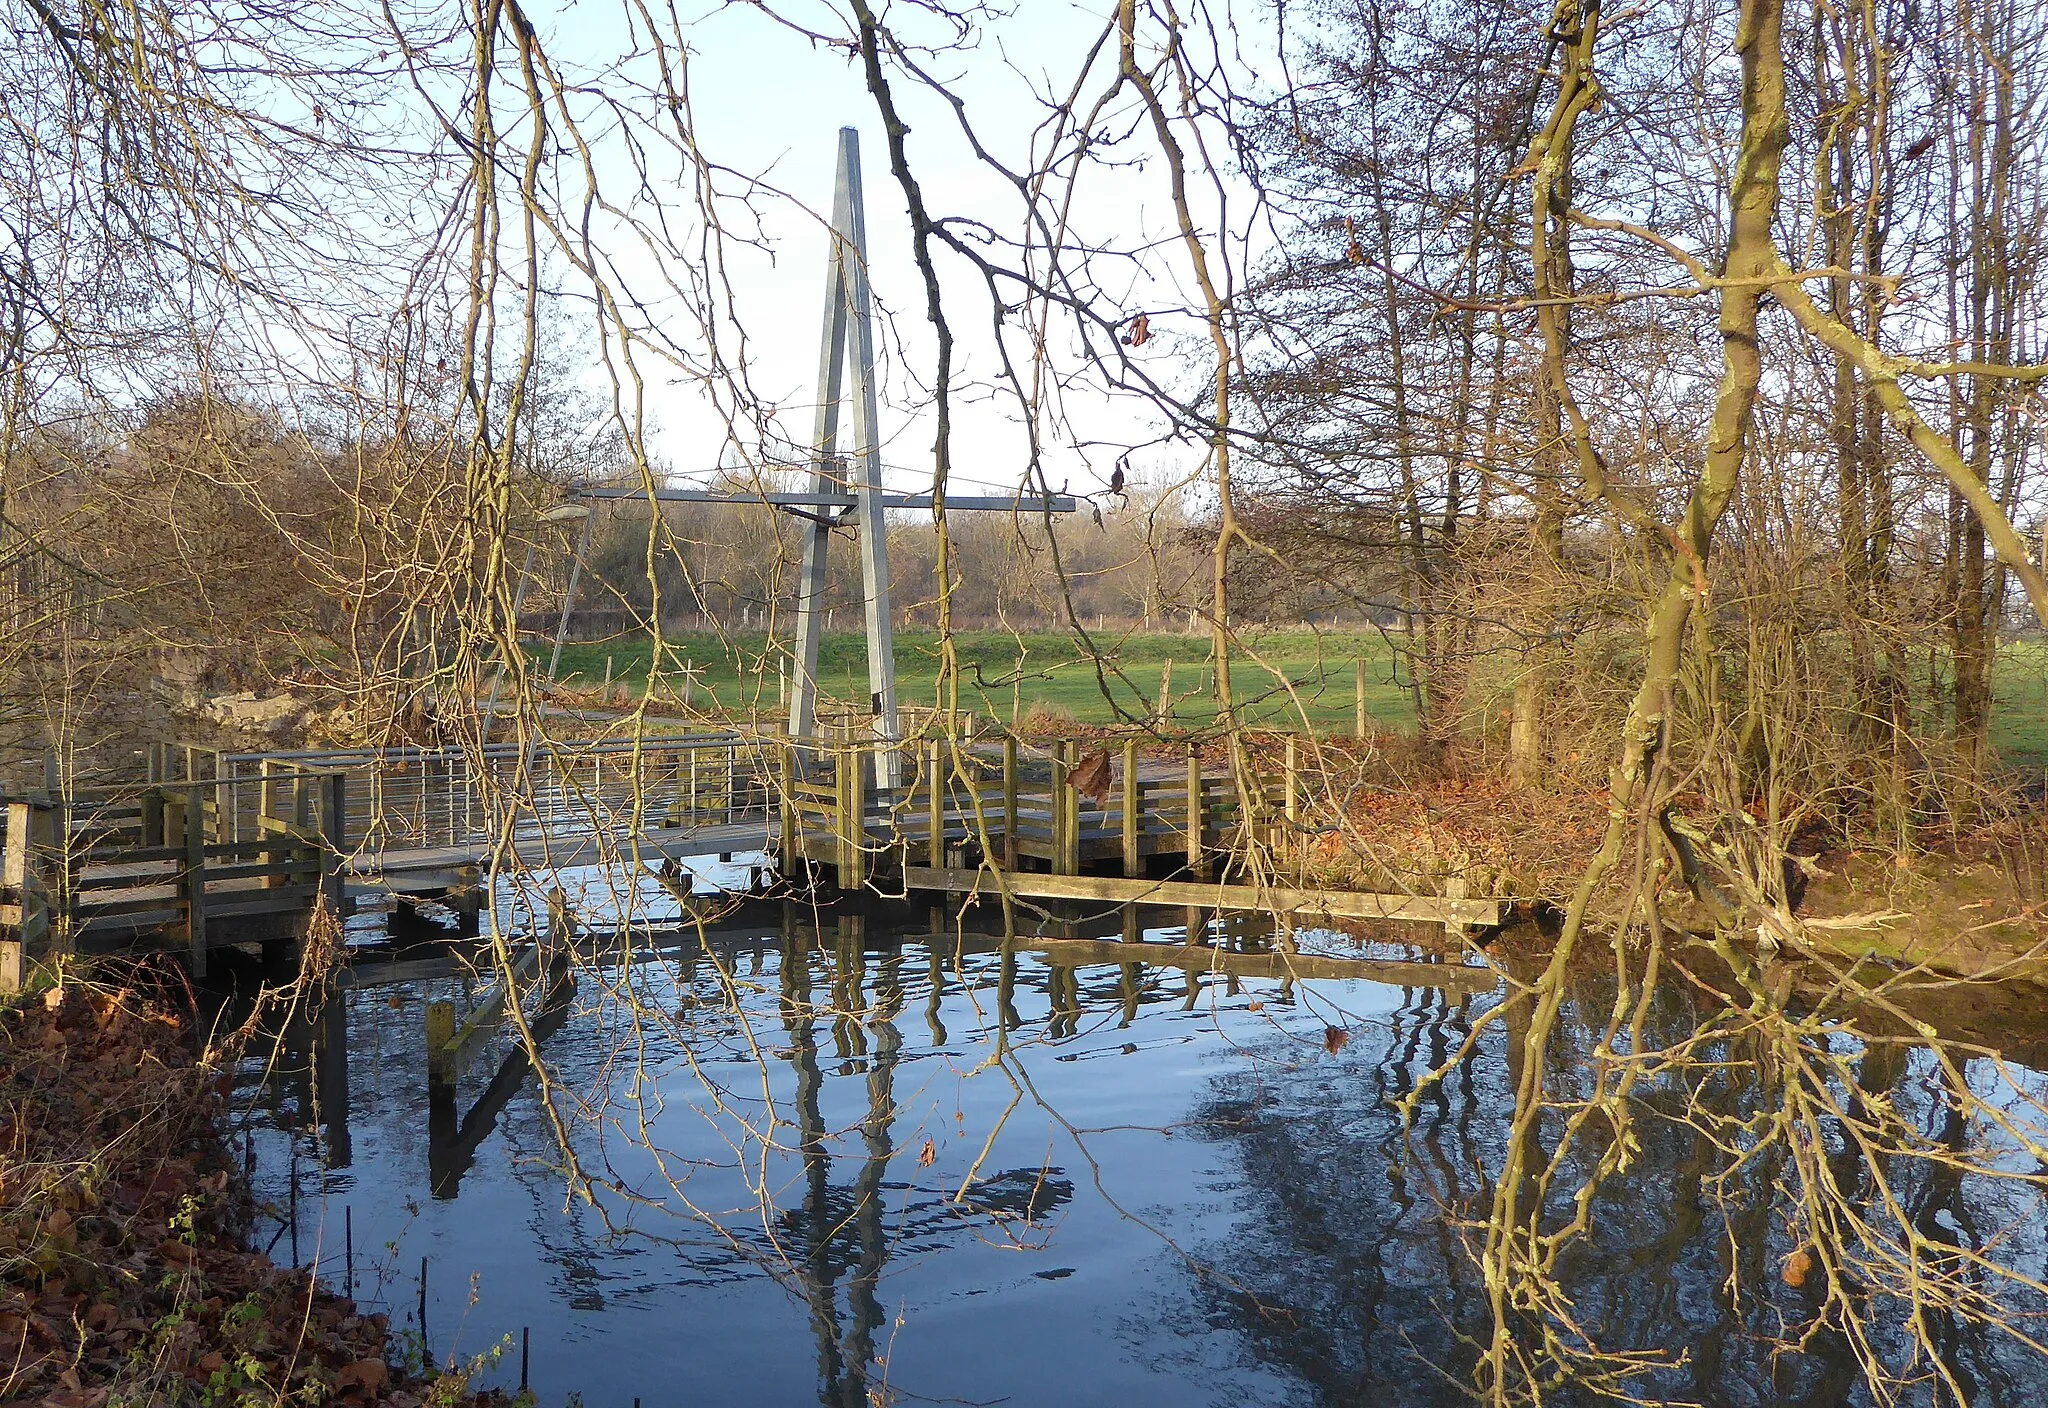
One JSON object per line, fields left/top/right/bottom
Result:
{"left": 216, "top": 732, "right": 749, "bottom": 769}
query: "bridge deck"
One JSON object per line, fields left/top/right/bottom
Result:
{"left": 6, "top": 732, "right": 1503, "bottom": 983}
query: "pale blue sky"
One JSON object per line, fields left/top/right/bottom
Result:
{"left": 527, "top": 0, "right": 1271, "bottom": 500}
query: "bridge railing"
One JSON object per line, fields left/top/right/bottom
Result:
{"left": 776, "top": 733, "right": 1230, "bottom": 884}
{"left": 213, "top": 734, "right": 781, "bottom": 861}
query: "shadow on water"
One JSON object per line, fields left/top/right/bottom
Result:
{"left": 221, "top": 888, "right": 2048, "bottom": 1407}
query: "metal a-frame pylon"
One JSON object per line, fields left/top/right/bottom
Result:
{"left": 789, "top": 126, "right": 899, "bottom": 788}
{"left": 557, "top": 128, "right": 1075, "bottom": 788}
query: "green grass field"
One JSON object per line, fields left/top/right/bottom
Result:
{"left": 546, "top": 628, "right": 1417, "bottom": 734}
{"left": 1990, "top": 641, "right": 2048, "bottom": 770}
{"left": 545, "top": 628, "right": 2048, "bottom": 768}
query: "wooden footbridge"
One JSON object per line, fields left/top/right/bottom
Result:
{"left": 1, "top": 730, "right": 1502, "bottom": 987}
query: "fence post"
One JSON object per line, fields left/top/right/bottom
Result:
{"left": 1, "top": 800, "right": 56, "bottom": 992}
{"left": 1185, "top": 748, "right": 1205, "bottom": 879}
{"left": 1354, "top": 658, "right": 1368, "bottom": 739}
{"left": 3, "top": 803, "right": 25, "bottom": 992}
{"left": 183, "top": 782, "right": 209, "bottom": 979}
{"left": 1121, "top": 738, "right": 1141, "bottom": 877}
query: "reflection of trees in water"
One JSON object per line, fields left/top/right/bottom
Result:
{"left": 253, "top": 907, "right": 2048, "bottom": 1407}
{"left": 1186, "top": 968, "right": 2048, "bottom": 1407}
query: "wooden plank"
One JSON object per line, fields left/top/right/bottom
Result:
{"left": 197, "top": 858, "right": 319, "bottom": 884}
{"left": 76, "top": 907, "right": 187, "bottom": 935}
{"left": 443, "top": 942, "right": 544, "bottom": 1059}
{"left": 205, "top": 891, "right": 322, "bottom": 920}
{"left": 902, "top": 866, "right": 1505, "bottom": 928}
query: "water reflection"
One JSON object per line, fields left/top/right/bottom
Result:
{"left": 1188, "top": 966, "right": 2048, "bottom": 1407}
{"left": 228, "top": 903, "right": 2048, "bottom": 1407}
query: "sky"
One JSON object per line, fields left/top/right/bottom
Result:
{"left": 525, "top": 0, "right": 1277, "bottom": 502}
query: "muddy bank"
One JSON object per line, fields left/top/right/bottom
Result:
{"left": 0, "top": 965, "right": 511, "bottom": 1407}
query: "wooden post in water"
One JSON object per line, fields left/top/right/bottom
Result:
{"left": 425, "top": 1000, "right": 455, "bottom": 1087}
{"left": 1185, "top": 749, "right": 1205, "bottom": 879}
{"left": 1120, "top": 738, "right": 1140, "bottom": 877}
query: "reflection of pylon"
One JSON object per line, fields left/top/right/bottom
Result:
{"left": 788, "top": 126, "right": 900, "bottom": 789}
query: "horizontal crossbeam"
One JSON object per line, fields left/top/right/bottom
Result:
{"left": 570, "top": 486, "right": 1078, "bottom": 514}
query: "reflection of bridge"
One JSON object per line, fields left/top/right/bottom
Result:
{"left": 2, "top": 730, "right": 1504, "bottom": 985}
{"left": 272, "top": 908, "right": 1416, "bottom": 1401}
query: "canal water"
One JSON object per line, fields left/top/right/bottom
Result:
{"left": 227, "top": 867, "right": 2048, "bottom": 1407}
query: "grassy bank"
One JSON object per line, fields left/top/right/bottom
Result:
{"left": 546, "top": 628, "right": 2048, "bottom": 769}
{"left": 546, "top": 628, "right": 1416, "bottom": 734}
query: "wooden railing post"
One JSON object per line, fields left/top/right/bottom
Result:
{"left": 1121, "top": 738, "right": 1140, "bottom": 877}
{"left": 1284, "top": 736, "right": 1301, "bottom": 881}
{"left": 1001, "top": 736, "right": 1019, "bottom": 870}
{"left": 1185, "top": 748, "right": 1206, "bottom": 879}
{"left": 447, "top": 749, "right": 462, "bottom": 845}
{"left": 142, "top": 780, "right": 165, "bottom": 849}
{"left": 1055, "top": 740, "right": 1080, "bottom": 876}
{"left": 927, "top": 740, "right": 944, "bottom": 868}
{"left": 321, "top": 772, "right": 347, "bottom": 920}
{"left": 842, "top": 745, "right": 867, "bottom": 888}
{"left": 183, "top": 782, "right": 209, "bottom": 979}
{"left": 778, "top": 739, "right": 797, "bottom": 865}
